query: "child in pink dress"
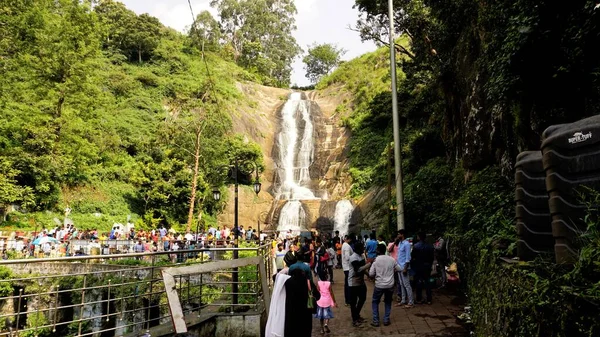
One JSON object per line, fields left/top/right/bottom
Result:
{"left": 315, "top": 270, "right": 336, "bottom": 334}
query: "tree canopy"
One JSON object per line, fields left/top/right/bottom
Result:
{"left": 209, "top": 0, "right": 302, "bottom": 87}
{"left": 0, "top": 0, "right": 264, "bottom": 230}
{"left": 303, "top": 43, "right": 346, "bottom": 83}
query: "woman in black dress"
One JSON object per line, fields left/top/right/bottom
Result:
{"left": 284, "top": 252, "right": 319, "bottom": 337}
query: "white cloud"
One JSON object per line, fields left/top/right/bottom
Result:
{"left": 120, "top": 0, "right": 376, "bottom": 86}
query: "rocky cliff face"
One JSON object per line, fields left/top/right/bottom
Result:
{"left": 217, "top": 83, "right": 354, "bottom": 231}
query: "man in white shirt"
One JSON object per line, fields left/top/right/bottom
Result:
{"left": 369, "top": 243, "right": 402, "bottom": 326}
{"left": 342, "top": 234, "right": 355, "bottom": 306}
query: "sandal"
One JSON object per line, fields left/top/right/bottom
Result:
{"left": 324, "top": 325, "right": 331, "bottom": 333}
{"left": 404, "top": 304, "right": 414, "bottom": 309}
{"left": 394, "top": 302, "right": 406, "bottom": 307}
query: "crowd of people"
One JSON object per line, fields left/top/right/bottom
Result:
{"left": 266, "top": 229, "right": 449, "bottom": 336}
{"left": 0, "top": 223, "right": 271, "bottom": 260}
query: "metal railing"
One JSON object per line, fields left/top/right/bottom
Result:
{"left": 0, "top": 243, "right": 273, "bottom": 337}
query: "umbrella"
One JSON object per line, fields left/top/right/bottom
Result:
{"left": 32, "top": 236, "right": 59, "bottom": 245}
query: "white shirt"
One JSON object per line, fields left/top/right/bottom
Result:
{"left": 341, "top": 242, "right": 353, "bottom": 271}
{"left": 369, "top": 255, "right": 402, "bottom": 288}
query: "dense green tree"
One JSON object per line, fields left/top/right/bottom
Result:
{"left": 0, "top": 0, "right": 264, "bottom": 229}
{"left": 0, "top": 158, "right": 34, "bottom": 217}
{"left": 210, "top": 0, "right": 301, "bottom": 86}
{"left": 95, "top": 0, "right": 162, "bottom": 63}
{"left": 303, "top": 43, "right": 346, "bottom": 83}
{"left": 188, "top": 10, "right": 222, "bottom": 53}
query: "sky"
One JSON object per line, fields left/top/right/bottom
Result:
{"left": 119, "top": 0, "right": 377, "bottom": 86}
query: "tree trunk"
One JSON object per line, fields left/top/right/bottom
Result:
{"left": 138, "top": 48, "right": 142, "bottom": 63}
{"left": 186, "top": 129, "right": 202, "bottom": 232}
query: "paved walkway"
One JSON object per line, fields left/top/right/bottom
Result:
{"left": 310, "top": 269, "right": 467, "bottom": 337}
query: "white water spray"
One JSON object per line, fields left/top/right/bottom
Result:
{"left": 277, "top": 200, "right": 307, "bottom": 235}
{"left": 333, "top": 200, "right": 354, "bottom": 238}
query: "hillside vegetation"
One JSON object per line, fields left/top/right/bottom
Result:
{"left": 0, "top": 0, "right": 266, "bottom": 231}
{"left": 316, "top": 0, "right": 600, "bottom": 335}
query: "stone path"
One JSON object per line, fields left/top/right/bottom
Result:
{"left": 310, "top": 269, "right": 468, "bottom": 337}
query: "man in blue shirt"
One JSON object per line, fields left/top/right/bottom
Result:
{"left": 395, "top": 229, "right": 414, "bottom": 308}
{"left": 365, "top": 233, "right": 378, "bottom": 263}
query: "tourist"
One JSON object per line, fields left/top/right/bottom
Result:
{"left": 387, "top": 232, "right": 401, "bottom": 301}
{"left": 274, "top": 243, "right": 286, "bottom": 281}
{"left": 302, "top": 238, "right": 315, "bottom": 269}
{"left": 434, "top": 233, "right": 449, "bottom": 288}
{"left": 284, "top": 259, "right": 320, "bottom": 337}
{"left": 365, "top": 232, "right": 378, "bottom": 264}
{"left": 395, "top": 229, "right": 414, "bottom": 308}
{"left": 348, "top": 242, "right": 370, "bottom": 327}
{"left": 369, "top": 244, "right": 401, "bottom": 327}
{"left": 325, "top": 242, "right": 336, "bottom": 283}
{"left": 334, "top": 237, "right": 342, "bottom": 269}
{"left": 314, "top": 270, "right": 336, "bottom": 334}
{"left": 412, "top": 232, "right": 435, "bottom": 304}
{"left": 265, "top": 251, "right": 296, "bottom": 336}
{"left": 341, "top": 234, "right": 354, "bottom": 306}
{"left": 289, "top": 247, "right": 313, "bottom": 279}
{"left": 314, "top": 238, "right": 327, "bottom": 277}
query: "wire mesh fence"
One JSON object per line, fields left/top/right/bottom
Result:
{"left": 0, "top": 244, "right": 273, "bottom": 337}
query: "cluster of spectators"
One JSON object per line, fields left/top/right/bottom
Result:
{"left": 0, "top": 223, "right": 274, "bottom": 260}
{"left": 265, "top": 229, "right": 448, "bottom": 336}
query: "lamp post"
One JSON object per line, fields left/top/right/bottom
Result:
{"left": 212, "top": 160, "right": 261, "bottom": 306}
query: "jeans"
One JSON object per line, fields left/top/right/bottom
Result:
{"left": 372, "top": 286, "right": 393, "bottom": 324}
{"left": 349, "top": 284, "right": 367, "bottom": 322}
{"left": 398, "top": 270, "right": 414, "bottom": 305}
{"left": 344, "top": 270, "right": 350, "bottom": 304}
{"left": 415, "top": 264, "right": 432, "bottom": 303}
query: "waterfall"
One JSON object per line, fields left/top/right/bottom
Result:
{"left": 276, "top": 92, "right": 316, "bottom": 200}
{"left": 277, "top": 200, "right": 307, "bottom": 236}
{"left": 333, "top": 200, "right": 354, "bottom": 238}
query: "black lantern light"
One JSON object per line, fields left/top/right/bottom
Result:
{"left": 253, "top": 181, "right": 262, "bottom": 195}
{"left": 212, "top": 187, "right": 221, "bottom": 201}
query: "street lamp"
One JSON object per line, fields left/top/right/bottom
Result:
{"left": 212, "top": 159, "right": 261, "bottom": 306}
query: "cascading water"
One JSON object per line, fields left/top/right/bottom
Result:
{"left": 276, "top": 92, "right": 316, "bottom": 200}
{"left": 333, "top": 199, "right": 354, "bottom": 238}
{"left": 277, "top": 200, "right": 307, "bottom": 234}
{"left": 275, "top": 92, "right": 317, "bottom": 235}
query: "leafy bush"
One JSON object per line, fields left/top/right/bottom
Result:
{"left": 0, "top": 267, "right": 13, "bottom": 297}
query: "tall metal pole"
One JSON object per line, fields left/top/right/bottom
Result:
{"left": 388, "top": 0, "right": 405, "bottom": 230}
{"left": 233, "top": 163, "right": 239, "bottom": 306}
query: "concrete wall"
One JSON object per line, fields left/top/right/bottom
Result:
{"left": 2, "top": 262, "right": 150, "bottom": 278}
{"left": 133, "top": 312, "right": 262, "bottom": 337}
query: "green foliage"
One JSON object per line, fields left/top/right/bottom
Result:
{"left": 209, "top": 0, "right": 301, "bottom": 86}
{"left": 0, "top": 0, "right": 264, "bottom": 231}
{"left": 0, "top": 158, "right": 35, "bottom": 210}
{"left": 0, "top": 267, "right": 13, "bottom": 297}
{"left": 403, "top": 158, "right": 454, "bottom": 233}
{"left": 451, "top": 214, "right": 600, "bottom": 337}
{"left": 302, "top": 43, "right": 346, "bottom": 83}
{"left": 188, "top": 10, "right": 222, "bottom": 52}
